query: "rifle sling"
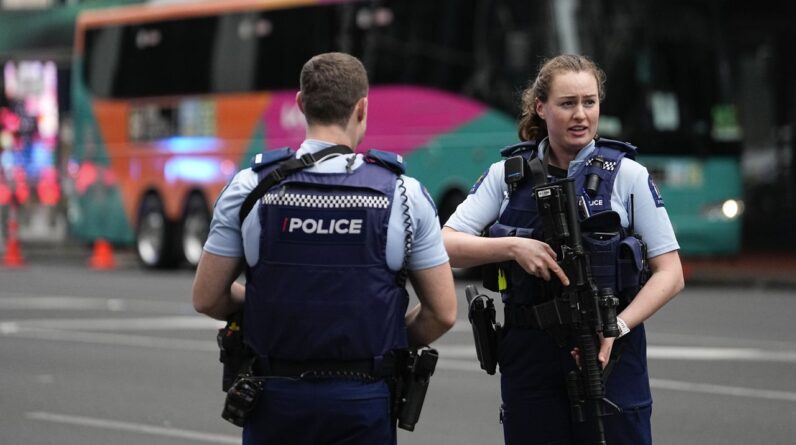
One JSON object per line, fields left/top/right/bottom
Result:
{"left": 527, "top": 147, "right": 550, "bottom": 187}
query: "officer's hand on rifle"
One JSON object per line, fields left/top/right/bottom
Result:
{"left": 570, "top": 336, "right": 616, "bottom": 370}
{"left": 510, "top": 238, "right": 570, "bottom": 286}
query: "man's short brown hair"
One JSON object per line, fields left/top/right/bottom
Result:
{"left": 299, "top": 52, "right": 369, "bottom": 128}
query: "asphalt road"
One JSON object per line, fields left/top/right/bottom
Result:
{"left": 1, "top": 263, "right": 795, "bottom": 444}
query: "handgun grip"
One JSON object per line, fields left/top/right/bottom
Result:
{"left": 465, "top": 284, "right": 479, "bottom": 305}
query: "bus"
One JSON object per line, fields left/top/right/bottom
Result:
{"left": 70, "top": 0, "right": 744, "bottom": 268}
{"left": 70, "top": 0, "right": 520, "bottom": 268}
{"left": 578, "top": 0, "right": 746, "bottom": 256}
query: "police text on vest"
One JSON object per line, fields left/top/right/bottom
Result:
{"left": 285, "top": 217, "right": 363, "bottom": 234}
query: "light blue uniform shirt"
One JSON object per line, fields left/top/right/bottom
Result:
{"left": 445, "top": 138, "right": 680, "bottom": 258}
{"left": 205, "top": 139, "right": 449, "bottom": 270}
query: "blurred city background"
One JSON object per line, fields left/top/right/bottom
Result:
{"left": 0, "top": 0, "right": 794, "bottom": 267}
{"left": 1, "top": 1, "right": 795, "bottom": 444}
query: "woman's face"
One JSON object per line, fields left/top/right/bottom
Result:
{"left": 535, "top": 70, "right": 600, "bottom": 157}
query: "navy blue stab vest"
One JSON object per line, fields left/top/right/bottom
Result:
{"left": 492, "top": 139, "right": 646, "bottom": 306}
{"left": 492, "top": 140, "right": 653, "bottom": 408}
{"left": 243, "top": 153, "right": 409, "bottom": 363}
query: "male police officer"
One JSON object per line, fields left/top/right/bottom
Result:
{"left": 192, "top": 52, "right": 457, "bottom": 445}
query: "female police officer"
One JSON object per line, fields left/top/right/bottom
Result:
{"left": 443, "top": 54, "right": 684, "bottom": 444}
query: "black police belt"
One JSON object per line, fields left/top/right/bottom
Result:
{"left": 504, "top": 300, "right": 574, "bottom": 330}
{"left": 252, "top": 357, "right": 399, "bottom": 382}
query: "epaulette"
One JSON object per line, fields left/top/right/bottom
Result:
{"left": 595, "top": 137, "right": 638, "bottom": 160}
{"left": 365, "top": 149, "right": 405, "bottom": 174}
{"left": 500, "top": 140, "right": 538, "bottom": 158}
{"left": 250, "top": 147, "right": 295, "bottom": 172}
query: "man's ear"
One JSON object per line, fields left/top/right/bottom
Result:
{"left": 296, "top": 91, "right": 305, "bottom": 114}
{"left": 357, "top": 97, "right": 368, "bottom": 122}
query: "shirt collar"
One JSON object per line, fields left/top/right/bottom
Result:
{"left": 297, "top": 139, "right": 336, "bottom": 156}
{"left": 537, "top": 138, "right": 597, "bottom": 175}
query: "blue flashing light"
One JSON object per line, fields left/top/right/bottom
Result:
{"left": 156, "top": 136, "right": 221, "bottom": 154}
{"left": 164, "top": 157, "right": 220, "bottom": 183}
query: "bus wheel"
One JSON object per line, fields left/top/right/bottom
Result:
{"left": 181, "top": 194, "right": 209, "bottom": 268}
{"left": 438, "top": 189, "right": 467, "bottom": 227}
{"left": 136, "top": 194, "right": 179, "bottom": 269}
{"left": 438, "top": 188, "right": 479, "bottom": 279}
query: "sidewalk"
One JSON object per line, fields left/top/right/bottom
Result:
{"left": 683, "top": 252, "right": 796, "bottom": 287}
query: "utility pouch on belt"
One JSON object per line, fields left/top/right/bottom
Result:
{"left": 465, "top": 284, "right": 501, "bottom": 375}
{"left": 617, "top": 235, "right": 650, "bottom": 305}
{"left": 481, "top": 223, "right": 536, "bottom": 292}
{"left": 218, "top": 311, "right": 253, "bottom": 392}
{"left": 221, "top": 358, "right": 264, "bottom": 427}
{"left": 396, "top": 347, "right": 439, "bottom": 431}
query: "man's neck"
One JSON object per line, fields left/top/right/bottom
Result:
{"left": 305, "top": 125, "right": 357, "bottom": 148}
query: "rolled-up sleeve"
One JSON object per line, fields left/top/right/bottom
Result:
{"left": 203, "top": 169, "right": 258, "bottom": 258}
{"left": 444, "top": 161, "right": 506, "bottom": 235}
{"left": 624, "top": 164, "right": 680, "bottom": 258}
{"left": 400, "top": 176, "right": 449, "bottom": 271}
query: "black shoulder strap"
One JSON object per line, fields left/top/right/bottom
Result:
{"left": 595, "top": 137, "right": 637, "bottom": 160}
{"left": 238, "top": 144, "right": 353, "bottom": 224}
{"left": 527, "top": 147, "right": 550, "bottom": 188}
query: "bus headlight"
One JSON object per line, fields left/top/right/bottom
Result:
{"left": 703, "top": 199, "right": 744, "bottom": 221}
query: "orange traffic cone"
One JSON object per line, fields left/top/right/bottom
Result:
{"left": 88, "top": 238, "right": 116, "bottom": 270}
{"left": 2, "top": 217, "right": 25, "bottom": 267}
{"left": 2, "top": 238, "right": 25, "bottom": 267}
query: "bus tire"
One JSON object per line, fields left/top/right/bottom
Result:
{"left": 181, "top": 193, "right": 210, "bottom": 269}
{"left": 438, "top": 188, "right": 467, "bottom": 227}
{"left": 136, "top": 194, "right": 180, "bottom": 269}
{"left": 438, "top": 188, "right": 480, "bottom": 279}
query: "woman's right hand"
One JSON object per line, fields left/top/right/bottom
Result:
{"left": 509, "top": 238, "right": 570, "bottom": 286}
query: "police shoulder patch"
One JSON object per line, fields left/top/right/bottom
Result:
{"left": 499, "top": 140, "right": 538, "bottom": 158}
{"left": 596, "top": 137, "right": 638, "bottom": 160}
{"left": 365, "top": 149, "right": 406, "bottom": 174}
{"left": 647, "top": 175, "right": 665, "bottom": 207}
{"left": 420, "top": 185, "right": 437, "bottom": 216}
{"left": 469, "top": 168, "right": 489, "bottom": 195}
{"left": 251, "top": 147, "right": 294, "bottom": 172}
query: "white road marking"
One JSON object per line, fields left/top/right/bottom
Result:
{"left": 3, "top": 326, "right": 216, "bottom": 351}
{"left": 435, "top": 358, "right": 796, "bottom": 403}
{"left": 648, "top": 346, "right": 796, "bottom": 362}
{"left": 434, "top": 344, "right": 796, "bottom": 363}
{"left": 0, "top": 295, "right": 192, "bottom": 313}
{"left": 25, "top": 411, "right": 239, "bottom": 444}
{"left": 1, "top": 316, "right": 224, "bottom": 331}
{"left": 649, "top": 331, "right": 796, "bottom": 351}
{"left": 438, "top": 357, "right": 482, "bottom": 373}
{"left": 649, "top": 378, "right": 796, "bottom": 403}
{"left": 3, "top": 316, "right": 796, "bottom": 363}
{"left": 5, "top": 315, "right": 796, "bottom": 404}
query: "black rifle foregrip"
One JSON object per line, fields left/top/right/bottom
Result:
{"left": 577, "top": 330, "right": 608, "bottom": 445}
{"left": 577, "top": 331, "right": 604, "bottom": 399}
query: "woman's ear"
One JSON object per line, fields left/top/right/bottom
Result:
{"left": 535, "top": 98, "right": 545, "bottom": 120}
